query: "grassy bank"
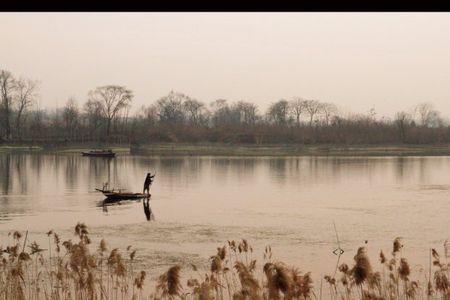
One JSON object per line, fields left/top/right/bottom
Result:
{"left": 0, "top": 143, "right": 130, "bottom": 154}
{"left": 0, "top": 145, "right": 43, "bottom": 152}
{"left": 1, "top": 223, "right": 449, "bottom": 299}
{"left": 131, "top": 143, "right": 450, "bottom": 157}
{"left": 3, "top": 143, "right": 450, "bottom": 156}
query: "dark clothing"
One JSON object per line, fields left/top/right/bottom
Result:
{"left": 143, "top": 173, "right": 155, "bottom": 194}
{"left": 144, "top": 174, "right": 155, "bottom": 186}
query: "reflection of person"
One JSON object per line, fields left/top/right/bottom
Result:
{"left": 143, "top": 173, "right": 155, "bottom": 195}
{"left": 143, "top": 198, "right": 154, "bottom": 221}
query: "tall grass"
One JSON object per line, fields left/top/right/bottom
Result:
{"left": 0, "top": 223, "right": 449, "bottom": 299}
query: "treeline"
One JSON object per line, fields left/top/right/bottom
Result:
{"left": 1, "top": 69, "right": 449, "bottom": 145}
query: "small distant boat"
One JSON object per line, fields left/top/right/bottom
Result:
{"left": 95, "top": 188, "right": 149, "bottom": 200}
{"left": 82, "top": 150, "right": 116, "bottom": 157}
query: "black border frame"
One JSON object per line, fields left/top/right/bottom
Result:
{"left": 3, "top": 1, "right": 450, "bottom": 13}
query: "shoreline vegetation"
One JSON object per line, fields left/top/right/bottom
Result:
{"left": 2, "top": 69, "right": 450, "bottom": 148}
{"left": 1, "top": 223, "right": 449, "bottom": 299}
{"left": 3, "top": 143, "right": 450, "bottom": 157}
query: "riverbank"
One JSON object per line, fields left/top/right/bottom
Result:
{"left": 3, "top": 143, "right": 450, "bottom": 156}
{"left": 130, "top": 143, "right": 450, "bottom": 156}
{"left": 0, "top": 143, "right": 130, "bottom": 154}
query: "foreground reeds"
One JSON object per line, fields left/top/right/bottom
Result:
{"left": 0, "top": 224, "right": 449, "bottom": 299}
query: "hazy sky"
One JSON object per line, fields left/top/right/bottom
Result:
{"left": 2, "top": 12, "right": 450, "bottom": 117}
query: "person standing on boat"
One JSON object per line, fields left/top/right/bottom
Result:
{"left": 143, "top": 172, "right": 155, "bottom": 195}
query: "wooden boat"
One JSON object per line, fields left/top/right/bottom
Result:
{"left": 95, "top": 188, "right": 149, "bottom": 200}
{"left": 82, "top": 150, "right": 116, "bottom": 157}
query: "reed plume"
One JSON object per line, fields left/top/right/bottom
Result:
{"left": 210, "top": 255, "right": 223, "bottom": 273}
{"left": 156, "top": 265, "right": 182, "bottom": 297}
{"left": 352, "top": 246, "right": 372, "bottom": 285}
{"left": 393, "top": 237, "right": 403, "bottom": 256}
{"left": 398, "top": 258, "right": 410, "bottom": 281}
{"left": 379, "top": 250, "right": 386, "bottom": 264}
{"left": 134, "top": 270, "right": 146, "bottom": 290}
{"left": 263, "top": 262, "right": 293, "bottom": 299}
{"left": 234, "top": 261, "right": 260, "bottom": 299}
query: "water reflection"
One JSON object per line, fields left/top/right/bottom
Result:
{"left": 1, "top": 153, "right": 450, "bottom": 229}
{"left": 143, "top": 198, "right": 155, "bottom": 221}
{"left": 98, "top": 197, "right": 155, "bottom": 222}
{"left": 0, "top": 154, "right": 11, "bottom": 194}
{"left": 1, "top": 154, "right": 449, "bottom": 197}
{"left": 0, "top": 155, "right": 447, "bottom": 192}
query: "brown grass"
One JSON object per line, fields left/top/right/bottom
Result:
{"left": 0, "top": 223, "right": 449, "bottom": 299}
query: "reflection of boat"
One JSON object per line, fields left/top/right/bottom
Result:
{"left": 82, "top": 150, "right": 116, "bottom": 157}
{"left": 95, "top": 188, "right": 149, "bottom": 200}
{"left": 99, "top": 197, "right": 141, "bottom": 206}
{"left": 98, "top": 196, "right": 155, "bottom": 221}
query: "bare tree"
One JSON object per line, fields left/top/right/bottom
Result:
{"left": 366, "top": 107, "right": 377, "bottom": 121}
{"left": 427, "top": 110, "right": 444, "bottom": 128}
{"left": 88, "top": 85, "right": 133, "bottom": 140}
{"left": 415, "top": 102, "right": 434, "bottom": 127}
{"left": 289, "top": 97, "right": 305, "bottom": 125}
{"left": 304, "top": 99, "right": 322, "bottom": 126}
{"left": 62, "top": 98, "right": 79, "bottom": 141}
{"left": 236, "top": 101, "right": 259, "bottom": 125}
{"left": 210, "top": 99, "right": 231, "bottom": 127}
{"left": 28, "top": 107, "right": 45, "bottom": 140}
{"left": 123, "top": 105, "right": 131, "bottom": 127}
{"left": 395, "top": 111, "right": 412, "bottom": 142}
{"left": 83, "top": 99, "right": 104, "bottom": 140}
{"left": 143, "top": 104, "right": 159, "bottom": 125}
{"left": 183, "top": 98, "right": 206, "bottom": 125}
{"left": 0, "top": 70, "right": 16, "bottom": 140}
{"left": 320, "top": 102, "right": 338, "bottom": 125}
{"left": 267, "top": 99, "right": 290, "bottom": 126}
{"left": 14, "top": 78, "right": 38, "bottom": 139}
{"left": 113, "top": 105, "right": 132, "bottom": 141}
{"left": 156, "top": 91, "right": 187, "bottom": 124}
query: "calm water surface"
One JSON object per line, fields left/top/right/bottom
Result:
{"left": 0, "top": 153, "right": 449, "bottom": 279}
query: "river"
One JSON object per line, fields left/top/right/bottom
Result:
{"left": 0, "top": 153, "right": 449, "bottom": 281}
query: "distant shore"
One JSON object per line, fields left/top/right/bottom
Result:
{"left": 3, "top": 142, "right": 450, "bottom": 156}
{"left": 0, "top": 144, "right": 131, "bottom": 154}
{"left": 131, "top": 143, "right": 450, "bottom": 156}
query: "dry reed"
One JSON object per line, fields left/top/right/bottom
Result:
{"left": 1, "top": 223, "right": 450, "bottom": 299}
